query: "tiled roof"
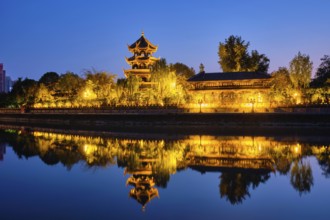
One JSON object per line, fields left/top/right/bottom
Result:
{"left": 129, "top": 35, "right": 157, "bottom": 50}
{"left": 187, "top": 72, "right": 271, "bottom": 82}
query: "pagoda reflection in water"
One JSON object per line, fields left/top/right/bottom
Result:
{"left": 1, "top": 128, "right": 328, "bottom": 207}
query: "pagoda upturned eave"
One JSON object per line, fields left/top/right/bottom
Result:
{"left": 125, "top": 56, "right": 160, "bottom": 66}
{"left": 123, "top": 69, "right": 151, "bottom": 78}
{"left": 127, "top": 44, "right": 158, "bottom": 54}
{"left": 127, "top": 35, "right": 158, "bottom": 53}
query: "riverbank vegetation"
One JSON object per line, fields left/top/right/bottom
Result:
{"left": 1, "top": 36, "right": 329, "bottom": 109}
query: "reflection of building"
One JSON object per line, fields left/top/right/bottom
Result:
{"left": 185, "top": 136, "right": 275, "bottom": 172}
{"left": 187, "top": 71, "right": 272, "bottom": 111}
{"left": 126, "top": 174, "right": 159, "bottom": 211}
{"left": 0, "top": 143, "right": 6, "bottom": 161}
{"left": 0, "top": 63, "right": 5, "bottom": 93}
{"left": 124, "top": 32, "right": 160, "bottom": 86}
{"left": 125, "top": 159, "right": 159, "bottom": 210}
{"left": 5, "top": 129, "right": 318, "bottom": 208}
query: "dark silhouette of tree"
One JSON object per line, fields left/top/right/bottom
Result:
{"left": 250, "top": 50, "right": 270, "bottom": 73}
{"left": 170, "top": 62, "right": 195, "bottom": 79}
{"left": 290, "top": 160, "right": 313, "bottom": 195}
{"left": 10, "top": 132, "right": 39, "bottom": 159}
{"left": 311, "top": 55, "right": 330, "bottom": 88}
{"left": 0, "top": 92, "right": 12, "bottom": 107}
{"left": 314, "top": 146, "right": 330, "bottom": 178}
{"left": 219, "top": 171, "right": 270, "bottom": 205}
{"left": 39, "top": 149, "right": 60, "bottom": 165}
{"left": 38, "top": 72, "right": 59, "bottom": 89}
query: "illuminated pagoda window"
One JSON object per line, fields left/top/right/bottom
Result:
{"left": 124, "top": 32, "right": 160, "bottom": 87}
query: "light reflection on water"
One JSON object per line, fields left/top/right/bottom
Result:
{"left": 0, "top": 128, "right": 329, "bottom": 220}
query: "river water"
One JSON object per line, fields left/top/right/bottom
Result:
{"left": 0, "top": 127, "right": 329, "bottom": 220}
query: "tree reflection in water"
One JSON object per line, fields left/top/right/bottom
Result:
{"left": 0, "top": 128, "right": 329, "bottom": 208}
{"left": 219, "top": 171, "right": 270, "bottom": 205}
{"left": 312, "top": 146, "right": 330, "bottom": 178}
{"left": 290, "top": 160, "right": 314, "bottom": 195}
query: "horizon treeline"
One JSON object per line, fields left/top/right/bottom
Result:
{"left": 0, "top": 35, "right": 329, "bottom": 108}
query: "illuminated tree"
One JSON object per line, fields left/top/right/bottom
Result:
{"left": 55, "top": 72, "right": 83, "bottom": 103}
{"left": 126, "top": 75, "right": 141, "bottom": 104}
{"left": 77, "top": 80, "right": 97, "bottom": 106}
{"left": 34, "top": 83, "right": 54, "bottom": 106}
{"left": 289, "top": 52, "right": 313, "bottom": 89}
{"left": 151, "top": 59, "right": 188, "bottom": 105}
{"left": 270, "top": 67, "right": 294, "bottom": 106}
{"left": 84, "top": 70, "right": 117, "bottom": 101}
{"left": 151, "top": 65, "right": 176, "bottom": 105}
{"left": 114, "top": 76, "right": 141, "bottom": 105}
{"left": 218, "top": 35, "right": 269, "bottom": 72}
{"left": 11, "top": 78, "right": 38, "bottom": 107}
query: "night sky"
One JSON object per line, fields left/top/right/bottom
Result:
{"left": 1, "top": 0, "right": 329, "bottom": 81}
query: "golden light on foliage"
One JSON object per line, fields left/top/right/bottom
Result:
{"left": 83, "top": 89, "right": 96, "bottom": 100}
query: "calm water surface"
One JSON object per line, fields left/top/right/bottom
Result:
{"left": 0, "top": 127, "right": 329, "bottom": 220}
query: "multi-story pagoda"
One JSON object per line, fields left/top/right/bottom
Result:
{"left": 125, "top": 160, "right": 159, "bottom": 211}
{"left": 124, "top": 32, "right": 160, "bottom": 86}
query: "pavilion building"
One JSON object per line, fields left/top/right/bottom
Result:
{"left": 187, "top": 71, "right": 272, "bottom": 112}
{"left": 124, "top": 32, "right": 160, "bottom": 87}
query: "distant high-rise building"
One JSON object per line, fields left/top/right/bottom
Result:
{"left": 0, "top": 63, "right": 5, "bottom": 93}
{"left": 5, "top": 76, "right": 12, "bottom": 93}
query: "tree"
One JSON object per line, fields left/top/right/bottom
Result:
{"left": 34, "top": 83, "right": 54, "bottom": 106}
{"left": 0, "top": 93, "right": 11, "bottom": 107}
{"left": 38, "top": 72, "right": 59, "bottom": 89}
{"left": 270, "top": 67, "right": 294, "bottom": 106}
{"left": 11, "top": 78, "right": 38, "bottom": 107}
{"left": 151, "top": 59, "right": 188, "bottom": 105}
{"left": 219, "top": 171, "right": 270, "bottom": 205}
{"left": 289, "top": 52, "right": 313, "bottom": 89}
{"left": 84, "top": 69, "right": 117, "bottom": 101}
{"left": 152, "top": 58, "right": 167, "bottom": 72}
{"left": 170, "top": 62, "right": 195, "bottom": 79}
{"left": 250, "top": 50, "right": 270, "bottom": 73}
{"left": 55, "top": 72, "right": 83, "bottom": 101}
{"left": 311, "top": 55, "right": 330, "bottom": 87}
{"left": 218, "top": 35, "right": 269, "bottom": 72}
{"left": 290, "top": 160, "right": 313, "bottom": 195}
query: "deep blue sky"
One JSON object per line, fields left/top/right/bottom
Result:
{"left": 1, "top": 0, "right": 329, "bottom": 81}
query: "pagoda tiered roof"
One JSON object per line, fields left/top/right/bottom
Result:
{"left": 128, "top": 32, "right": 158, "bottom": 53}
{"left": 125, "top": 55, "right": 159, "bottom": 66}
